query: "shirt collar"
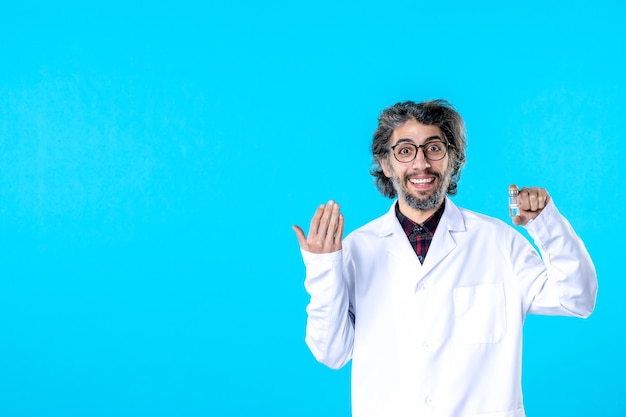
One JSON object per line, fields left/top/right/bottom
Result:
{"left": 395, "top": 200, "right": 446, "bottom": 236}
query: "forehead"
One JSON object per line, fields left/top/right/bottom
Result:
{"left": 390, "top": 119, "right": 443, "bottom": 145}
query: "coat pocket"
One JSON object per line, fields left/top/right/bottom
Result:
{"left": 453, "top": 283, "right": 507, "bottom": 344}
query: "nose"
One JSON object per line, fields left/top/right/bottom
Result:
{"left": 411, "top": 147, "right": 431, "bottom": 170}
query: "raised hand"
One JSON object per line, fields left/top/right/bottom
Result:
{"left": 293, "top": 200, "right": 344, "bottom": 253}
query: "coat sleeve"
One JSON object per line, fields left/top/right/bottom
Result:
{"left": 520, "top": 200, "right": 598, "bottom": 317}
{"left": 301, "top": 248, "right": 355, "bottom": 369}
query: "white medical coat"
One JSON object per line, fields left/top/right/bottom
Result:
{"left": 302, "top": 198, "right": 597, "bottom": 417}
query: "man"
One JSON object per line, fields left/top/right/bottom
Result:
{"left": 293, "top": 100, "right": 597, "bottom": 417}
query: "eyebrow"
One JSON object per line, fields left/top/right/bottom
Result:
{"left": 395, "top": 135, "right": 444, "bottom": 145}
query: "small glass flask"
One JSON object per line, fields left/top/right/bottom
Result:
{"left": 509, "top": 189, "right": 520, "bottom": 217}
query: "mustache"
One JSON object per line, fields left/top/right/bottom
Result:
{"left": 403, "top": 170, "right": 441, "bottom": 181}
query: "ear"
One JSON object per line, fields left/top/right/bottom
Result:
{"left": 447, "top": 147, "right": 458, "bottom": 172}
{"left": 379, "top": 157, "right": 392, "bottom": 178}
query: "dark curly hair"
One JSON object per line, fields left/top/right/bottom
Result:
{"left": 370, "top": 99, "right": 467, "bottom": 198}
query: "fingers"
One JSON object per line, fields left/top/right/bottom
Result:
{"left": 318, "top": 201, "right": 336, "bottom": 238}
{"left": 508, "top": 185, "right": 550, "bottom": 226}
{"left": 323, "top": 202, "right": 343, "bottom": 251}
{"left": 308, "top": 204, "right": 325, "bottom": 239}
{"left": 518, "top": 187, "right": 550, "bottom": 212}
{"left": 335, "top": 211, "right": 344, "bottom": 251}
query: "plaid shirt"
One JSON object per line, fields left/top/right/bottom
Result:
{"left": 395, "top": 201, "right": 445, "bottom": 264}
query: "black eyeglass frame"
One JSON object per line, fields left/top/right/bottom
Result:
{"left": 389, "top": 140, "right": 452, "bottom": 163}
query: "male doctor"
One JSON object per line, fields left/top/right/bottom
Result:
{"left": 293, "top": 99, "right": 597, "bottom": 417}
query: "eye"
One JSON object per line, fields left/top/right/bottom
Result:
{"left": 398, "top": 146, "right": 413, "bottom": 155}
{"left": 426, "top": 142, "right": 443, "bottom": 152}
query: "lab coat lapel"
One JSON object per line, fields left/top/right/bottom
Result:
{"left": 380, "top": 203, "right": 422, "bottom": 275}
{"left": 420, "top": 198, "right": 465, "bottom": 275}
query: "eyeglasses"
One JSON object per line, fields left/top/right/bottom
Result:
{"left": 390, "top": 140, "right": 449, "bottom": 163}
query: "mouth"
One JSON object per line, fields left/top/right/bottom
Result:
{"left": 409, "top": 177, "right": 435, "bottom": 186}
{"left": 407, "top": 172, "right": 438, "bottom": 191}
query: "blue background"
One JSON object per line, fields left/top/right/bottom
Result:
{"left": 1, "top": 1, "right": 624, "bottom": 416}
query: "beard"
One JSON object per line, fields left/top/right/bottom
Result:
{"left": 390, "top": 168, "right": 452, "bottom": 211}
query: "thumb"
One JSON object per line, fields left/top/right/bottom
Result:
{"left": 292, "top": 225, "right": 307, "bottom": 248}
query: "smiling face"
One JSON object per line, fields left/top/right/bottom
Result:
{"left": 380, "top": 118, "right": 453, "bottom": 222}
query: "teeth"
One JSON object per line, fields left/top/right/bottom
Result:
{"left": 410, "top": 178, "right": 433, "bottom": 184}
